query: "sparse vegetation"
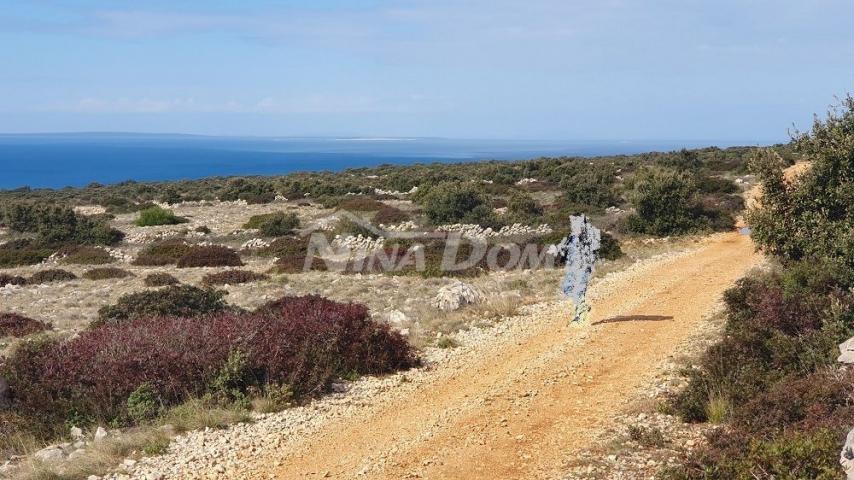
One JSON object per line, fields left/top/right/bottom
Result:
{"left": 28, "top": 269, "right": 77, "bottom": 284}
{"left": 143, "top": 272, "right": 180, "bottom": 287}
{"left": 0, "top": 295, "right": 416, "bottom": 449}
{"left": 134, "top": 206, "right": 188, "bottom": 227}
{"left": 668, "top": 98, "right": 854, "bottom": 479}
{"left": 176, "top": 245, "right": 243, "bottom": 268}
{"left": 82, "top": 267, "right": 134, "bottom": 281}
{"left": 95, "top": 285, "right": 229, "bottom": 326}
{"left": 0, "top": 313, "right": 50, "bottom": 338}
{"left": 0, "top": 274, "right": 27, "bottom": 287}
{"left": 59, "top": 245, "right": 115, "bottom": 265}
{"left": 201, "top": 270, "right": 269, "bottom": 286}
{"left": 132, "top": 239, "right": 192, "bottom": 266}
{"left": 243, "top": 211, "right": 300, "bottom": 236}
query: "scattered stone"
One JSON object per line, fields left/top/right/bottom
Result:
{"left": 33, "top": 446, "right": 65, "bottom": 463}
{"left": 70, "top": 426, "right": 84, "bottom": 439}
{"left": 841, "top": 427, "right": 854, "bottom": 480}
{"left": 94, "top": 426, "right": 109, "bottom": 442}
{"left": 433, "top": 281, "right": 482, "bottom": 311}
{"left": 839, "top": 337, "right": 854, "bottom": 364}
{"left": 386, "top": 310, "right": 408, "bottom": 325}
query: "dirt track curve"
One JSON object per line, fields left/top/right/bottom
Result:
{"left": 231, "top": 232, "right": 762, "bottom": 480}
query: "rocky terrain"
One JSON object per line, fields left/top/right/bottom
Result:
{"left": 44, "top": 231, "right": 759, "bottom": 480}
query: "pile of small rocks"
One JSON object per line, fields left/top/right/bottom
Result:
{"left": 73, "top": 205, "right": 107, "bottom": 216}
{"left": 436, "top": 223, "right": 552, "bottom": 239}
{"left": 515, "top": 178, "right": 538, "bottom": 185}
{"left": 373, "top": 186, "right": 418, "bottom": 196}
{"left": 240, "top": 238, "right": 271, "bottom": 251}
{"left": 433, "top": 281, "right": 482, "bottom": 311}
{"left": 330, "top": 235, "right": 385, "bottom": 255}
{"left": 380, "top": 221, "right": 418, "bottom": 232}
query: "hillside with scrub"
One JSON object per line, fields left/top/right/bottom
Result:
{"left": 1, "top": 99, "right": 852, "bottom": 480}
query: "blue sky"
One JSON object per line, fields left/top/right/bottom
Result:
{"left": 1, "top": 0, "right": 853, "bottom": 141}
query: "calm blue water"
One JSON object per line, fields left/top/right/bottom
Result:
{"left": 0, "top": 134, "right": 740, "bottom": 190}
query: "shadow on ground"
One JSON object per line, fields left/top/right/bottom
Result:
{"left": 592, "top": 315, "right": 674, "bottom": 326}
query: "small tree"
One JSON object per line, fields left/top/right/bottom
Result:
{"left": 747, "top": 95, "right": 854, "bottom": 275}
{"left": 626, "top": 167, "right": 701, "bottom": 235}
{"left": 420, "top": 182, "right": 491, "bottom": 225}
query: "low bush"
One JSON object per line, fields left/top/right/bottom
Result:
{"left": 0, "top": 244, "right": 54, "bottom": 268}
{"left": 202, "top": 270, "right": 269, "bottom": 286}
{"left": 671, "top": 427, "right": 845, "bottom": 480}
{"left": 243, "top": 211, "right": 300, "bottom": 236}
{"left": 270, "top": 254, "right": 328, "bottom": 274}
{"left": 82, "top": 267, "right": 134, "bottom": 281}
{"left": 333, "top": 217, "right": 381, "bottom": 239}
{"left": 559, "top": 168, "right": 620, "bottom": 208}
{"left": 143, "top": 273, "right": 180, "bottom": 287}
{"left": 176, "top": 245, "right": 244, "bottom": 268}
{"left": 373, "top": 206, "right": 410, "bottom": 226}
{"left": 419, "top": 182, "right": 500, "bottom": 227}
{"left": 1, "top": 295, "right": 416, "bottom": 440}
{"left": 505, "top": 191, "right": 544, "bottom": 225}
{"left": 29, "top": 269, "right": 77, "bottom": 284}
{"left": 258, "top": 235, "right": 312, "bottom": 258}
{"left": 337, "top": 196, "right": 386, "bottom": 212}
{"left": 58, "top": 245, "right": 114, "bottom": 265}
{"left": 0, "top": 313, "right": 50, "bottom": 337}
{"left": 218, "top": 178, "right": 276, "bottom": 204}
{"left": 0, "top": 274, "right": 27, "bottom": 287}
{"left": 2, "top": 203, "right": 124, "bottom": 246}
{"left": 95, "top": 285, "right": 228, "bottom": 326}
{"left": 132, "top": 239, "right": 192, "bottom": 266}
{"left": 134, "top": 206, "right": 188, "bottom": 227}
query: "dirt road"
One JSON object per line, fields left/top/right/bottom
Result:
{"left": 234, "top": 232, "right": 761, "bottom": 480}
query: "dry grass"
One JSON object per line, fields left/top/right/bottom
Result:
{"left": 11, "top": 428, "right": 172, "bottom": 480}
{"left": 5, "top": 397, "right": 254, "bottom": 480}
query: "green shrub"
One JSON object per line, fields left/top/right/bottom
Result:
{"left": 243, "top": 211, "right": 300, "bottom": 236}
{"left": 82, "top": 267, "right": 134, "bottom": 281}
{"left": 420, "top": 182, "right": 492, "bottom": 225}
{"left": 673, "top": 428, "right": 845, "bottom": 480}
{"left": 748, "top": 95, "right": 854, "bottom": 276}
{"left": 0, "top": 245, "right": 53, "bottom": 267}
{"left": 134, "top": 206, "right": 188, "bottom": 227}
{"left": 625, "top": 167, "right": 727, "bottom": 235}
{"left": 176, "top": 245, "right": 243, "bottom": 268}
{"left": 95, "top": 285, "right": 228, "bottom": 326}
{"left": 143, "top": 273, "right": 180, "bottom": 287}
{"left": 559, "top": 168, "right": 620, "bottom": 208}
{"left": 29, "top": 269, "right": 77, "bottom": 284}
{"left": 505, "top": 191, "right": 544, "bottom": 224}
{"left": 219, "top": 178, "right": 276, "bottom": 204}
{"left": 1, "top": 203, "right": 123, "bottom": 246}
{"left": 126, "top": 383, "right": 159, "bottom": 423}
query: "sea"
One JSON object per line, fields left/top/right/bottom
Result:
{"left": 0, "top": 134, "right": 751, "bottom": 190}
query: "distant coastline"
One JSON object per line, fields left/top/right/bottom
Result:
{"left": 0, "top": 133, "right": 770, "bottom": 190}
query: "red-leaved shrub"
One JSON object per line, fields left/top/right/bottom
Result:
{"left": 0, "top": 274, "right": 27, "bottom": 288}
{"left": 1, "top": 295, "right": 416, "bottom": 437}
{"left": 0, "top": 313, "right": 50, "bottom": 338}
{"left": 177, "top": 245, "right": 243, "bottom": 268}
